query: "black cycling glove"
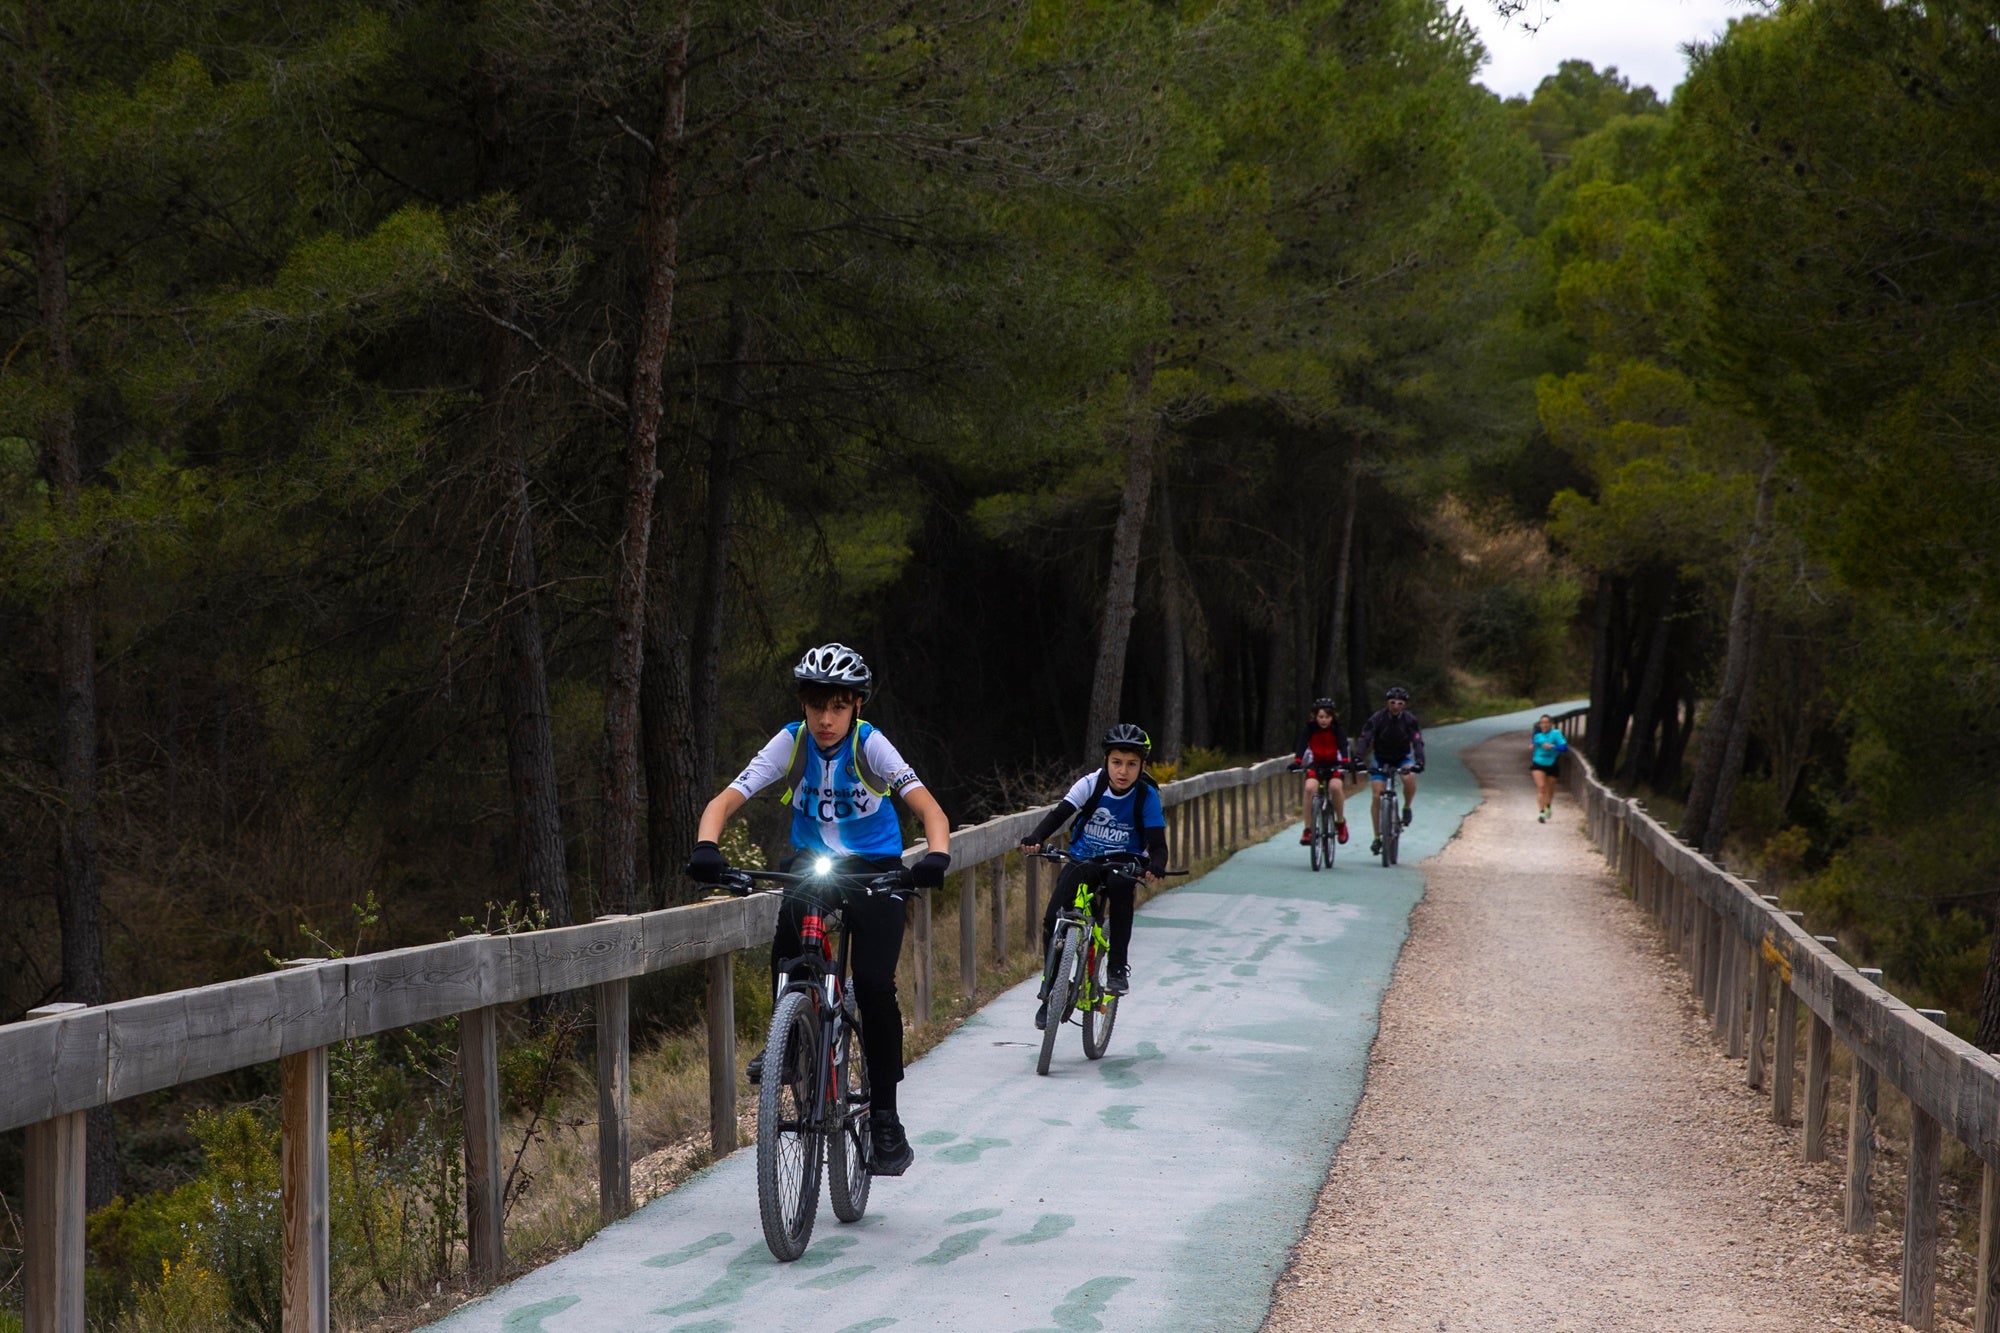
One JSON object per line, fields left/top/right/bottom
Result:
{"left": 686, "top": 841, "right": 726, "bottom": 884}
{"left": 1147, "top": 856, "right": 1169, "bottom": 879}
{"left": 910, "top": 851, "right": 951, "bottom": 889}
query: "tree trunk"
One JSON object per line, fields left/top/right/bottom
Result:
{"left": 1319, "top": 462, "right": 1359, "bottom": 702}
{"left": 494, "top": 374, "right": 571, "bottom": 927}
{"left": 34, "top": 73, "right": 116, "bottom": 1209}
{"left": 689, "top": 303, "right": 751, "bottom": 789}
{"left": 1346, "top": 539, "right": 1369, "bottom": 725}
{"left": 598, "top": 8, "right": 692, "bottom": 915}
{"left": 1701, "top": 614, "right": 1762, "bottom": 858}
{"left": 641, "top": 500, "right": 703, "bottom": 907}
{"left": 1617, "top": 575, "right": 1675, "bottom": 787}
{"left": 1082, "top": 347, "right": 1159, "bottom": 753}
{"left": 474, "top": 63, "right": 570, "bottom": 926}
{"left": 1188, "top": 649, "right": 1211, "bottom": 750}
{"left": 1586, "top": 572, "right": 1618, "bottom": 771}
{"left": 1260, "top": 604, "right": 1293, "bottom": 756}
{"left": 1682, "top": 449, "right": 1775, "bottom": 850}
{"left": 1976, "top": 899, "right": 2000, "bottom": 1053}
{"left": 1156, "top": 484, "right": 1187, "bottom": 765}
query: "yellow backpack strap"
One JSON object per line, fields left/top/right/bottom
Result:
{"left": 777, "top": 722, "right": 807, "bottom": 807}
{"left": 851, "top": 720, "right": 890, "bottom": 799}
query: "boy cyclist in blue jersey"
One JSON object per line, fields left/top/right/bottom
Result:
{"left": 1019, "top": 724, "right": 1168, "bottom": 1030}
{"left": 686, "top": 643, "right": 951, "bottom": 1176}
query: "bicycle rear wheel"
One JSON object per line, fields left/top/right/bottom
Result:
{"left": 826, "top": 1012, "right": 871, "bottom": 1223}
{"left": 1036, "top": 928, "right": 1078, "bottom": 1076}
{"left": 756, "top": 989, "right": 824, "bottom": 1260}
{"left": 1081, "top": 937, "right": 1118, "bottom": 1059}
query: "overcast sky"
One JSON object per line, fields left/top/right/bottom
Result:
{"left": 1458, "top": 0, "right": 1758, "bottom": 101}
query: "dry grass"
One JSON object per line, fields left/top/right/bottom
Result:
{"left": 360, "top": 800, "right": 1293, "bottom": 1331}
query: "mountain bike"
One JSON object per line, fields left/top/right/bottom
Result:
{"left": 1288, "top": 761, "right": 1347, "bottom": 872}
{"left": 1373, "top": 763, "right": 1416, "bottom": 867}
{"left": 1029, "top": 850, "right": 1183, "bottom": 1074}
{"left": 714, "top": 861, "right": 912, "bottom": 1261}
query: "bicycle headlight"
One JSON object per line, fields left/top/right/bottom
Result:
{"left": 814, "top": 856, "right": 833, "bottom": 876}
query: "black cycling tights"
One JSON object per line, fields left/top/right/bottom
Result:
{"left": 769, "top": 862, "right": 909, "bottom": 1119}
{"left": 1040, "top": 862, "right": 1135, "bottom": 974}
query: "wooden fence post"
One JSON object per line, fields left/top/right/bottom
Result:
{"left": 1806, "top": 1011, "right": 1833, "bottom": 1161}
{"left": 706, "top": 952, "right": 736, "bottom": 1158}
{"left": 958, "top": 868, "right": 977, "bottom": 995}
{"left": 1904, "top": 1105, "right": 1941, "bottom": 1330}
{"left": 22, "top": 1002, "right": 87, "bottom": 1333}
{"left": 461, "top": 1000, "right": 505, "bottom": 1279}
{"left": 1724, "top": 931, "right": 1746, "bottom": 1058}
{"left": 1847, "top": 1052, "right": 1879, "bottom": 1232}
{"left": 1773, "top": 981, "right": 1798, "bottom": 1122}
{"left": 1977, "top": 1158, "right": 2000, "bottom": 1333}
{"left": 1748, "top": 941, "right": 1771, "bottom": 1088}
{"left": 989, "top": 859, "right": 1007, "bottom": 966}
{"left": 596, "top": 977, "right": 631, "bottom": 1222}
{"left": 1024, "top": 853, "right": 1042, "bottom": 953}
{"left": 279, "top": 959, "right": 331, "bottom": 1333}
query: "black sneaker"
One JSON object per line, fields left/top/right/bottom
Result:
{"left": 1034, "top": 1000, "right": 1048, "bottom": 1031}
{"left": 1401, "top": 805, "right": 1413, "bottom": 828}
{"left": 1107, "top": 965, "right": 1130, "bottom": 996}
{"left": 1370, "top": 838, "right": 1383, "bottom": 855}
{"left": 869, "top": 1118, "right": 914, "bottom": 1176}
{"left": 746, "top": 1052, "right": 763, "bottom": 1085}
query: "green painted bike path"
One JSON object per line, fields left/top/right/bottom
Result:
{"left": 430, "top": 705, "right": 1571, "bottom": 1333}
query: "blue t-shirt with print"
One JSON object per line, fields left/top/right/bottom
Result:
{"left": 1532, "top": 729, "right": 1568, "bottom": 766}
{"left": 1062, "top": 769, "right": 1165, "bottom": 859}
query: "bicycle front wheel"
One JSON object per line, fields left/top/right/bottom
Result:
{"left": 1082, "top": 938, "right": 1118, "bottom": 1060}
{"left": 1037, "top": 929, "right": 1078, "bottom": 1076}
{"left": 1379, "top": 790, "right": 1397, "bottom": 868}
{"left": 1309, "top": 798, "right": 1324, "bottom": 872}
{"left": 1319, "top": 798, "right": 1337, "bottom": 871}
{"left": 756, "top": 989, "right": 825, "bottom": 1260}
{"left": 826, "top": 1011, "right": 871, "bottom": 1223}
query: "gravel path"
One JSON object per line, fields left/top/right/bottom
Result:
{"left": 1264, "top": 734, "right": 1915, "bottom": 1333}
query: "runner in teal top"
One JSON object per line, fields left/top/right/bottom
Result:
{"left": 1530, "top": 715, "right": 1568, "bottom": 823}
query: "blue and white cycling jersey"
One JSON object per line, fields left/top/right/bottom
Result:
{"left": 729, "top": 722, "right": 923, "bottom": 860}
{"left": 1062, "top": 769, "right": 1165, "bottom": 860}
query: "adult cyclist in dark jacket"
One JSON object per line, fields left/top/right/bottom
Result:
{"left": 1356, "top": 686, "right": 1425, "bottom": 856}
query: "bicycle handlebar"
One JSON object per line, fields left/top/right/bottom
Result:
{"left": 709, "top": 864, "right": 915, "bottom": 900}
{"left": 1027, "top": 849, "right": 1186, "bottom": 879}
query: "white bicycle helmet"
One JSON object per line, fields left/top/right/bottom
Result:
{"left": 793, "top": 642, "right": 874, "bottom": 701}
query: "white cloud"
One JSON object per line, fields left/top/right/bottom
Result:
{"left": 1457, "top": 0, "right": 1757, "bottom": 100}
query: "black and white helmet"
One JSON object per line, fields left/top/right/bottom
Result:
{"left": 1311, "top": 697, "right": 1339, "bottom": 714}
{"left": 793, "top": 642, "right": 874, "bottom": 701}
{"left": 1385, "top": 685, "right": 1411, "bottom": 702}
{"left": 1101, "top": 723, "right": 1152, "bottom": 755}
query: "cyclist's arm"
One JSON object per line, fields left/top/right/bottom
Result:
{"left": 1293, "top": 722, "right": 1315, "bottom": 762}
{"left": 1141, "top": 786, "right": 1168, "bottom": 876}
{"left": 1409, "top": 720, "right": 1426, "bottom": 770}
{"left": 1021, "top": 800, "right": 1078, "bottom": 851}
{"left": 697, "top": 728, "right": 793, "bottom": 842}
{"left": 900, "top": 783, "right": 951, "bottom": 855}
{"left": 1354, "top": 715, "right": 1376, "bottom": 764}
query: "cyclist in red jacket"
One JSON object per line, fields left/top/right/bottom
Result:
{"left": 1292, "top": 698, "right": 1351, "bottom": 845}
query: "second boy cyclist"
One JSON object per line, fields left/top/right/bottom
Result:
{"left": 685, "top": 642, "right": 951, "bottom": 1177}
{"left": 1356, "top": 686, "right": 1426, "bottom": 856}
{"left": 1019, "top": 724, "right": 1168, "bottom": 1030}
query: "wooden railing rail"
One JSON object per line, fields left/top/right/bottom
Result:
{"left": 1553, "top": 707, "right": 2000, "bottom": 1333}
{"left": 5, "top": 752, "right": 1293, "bottom": 1332}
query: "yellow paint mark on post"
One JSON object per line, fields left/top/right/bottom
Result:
{"left": 1761, "top": 933, "right": 1793, "bottom": 985}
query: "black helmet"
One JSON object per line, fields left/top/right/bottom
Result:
{"left": 793, "top": 642, "right": 874, "bottom": 701}
{"left": 1102, "top": 723, "right": 1152, "bottom": 755}
{"left": 1311, "top": 697, "right": 1339, "bottom": 714}
{"left": 1385, "top": 685, "right": 1411, "bottom": 702}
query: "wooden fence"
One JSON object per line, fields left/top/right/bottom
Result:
{"left": 1, "top": 754, "right": 1294, "bottom": 1332}
{"left": 1554, "top": 709, "right": 2000, "bottom": 1333}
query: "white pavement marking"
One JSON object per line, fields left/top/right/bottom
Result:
{"left": 428, "top": 706, "right": 1575, "bottom": 1333}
